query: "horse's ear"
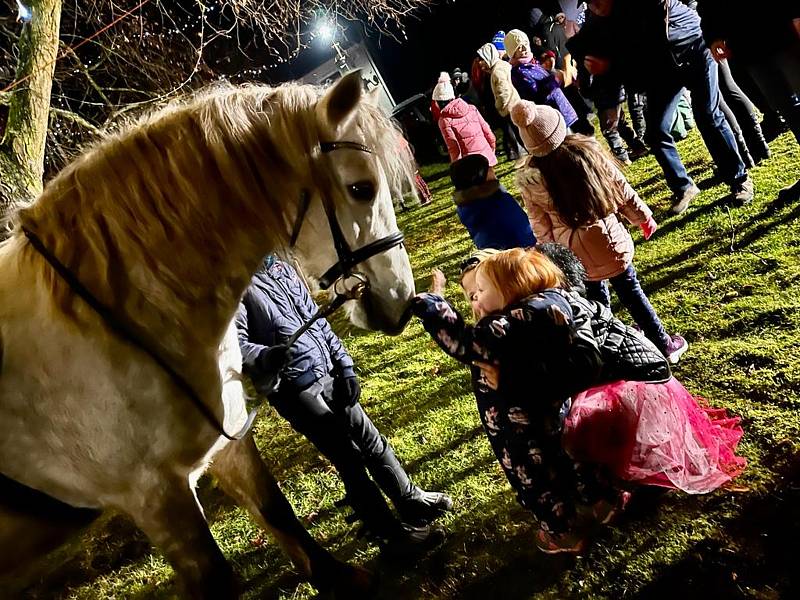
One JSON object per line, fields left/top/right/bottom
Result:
{"left": 365, "top": 86, "right": 381, "bottom": 107}
{"left": 316, "top": 70, "right": 363, "bottom": 137}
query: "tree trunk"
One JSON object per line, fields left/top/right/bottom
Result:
{"left": 0, "top": 0, "right": 62, "bottom": 236}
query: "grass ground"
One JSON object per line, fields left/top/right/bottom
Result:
{"left": 22, "top": 128, "right": 800, "bottom": 599}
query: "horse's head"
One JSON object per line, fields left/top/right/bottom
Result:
{"left": 290, "top": 72, "right": 416, "bottom": 335}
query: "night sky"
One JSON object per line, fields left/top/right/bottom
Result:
{"left": 265, "top": 1, "right": 563, "bottom": 103}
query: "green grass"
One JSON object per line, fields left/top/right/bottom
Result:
{"left": 24, "top": 129, "right": 800, "bottom": 599}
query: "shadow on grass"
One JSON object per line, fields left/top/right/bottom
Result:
{"left": 631, "top": 449, "right": 800, "bottom": 599}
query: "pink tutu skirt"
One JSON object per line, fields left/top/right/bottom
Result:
{"left": 562, "top": 378, "right": 746, "bottom": 494}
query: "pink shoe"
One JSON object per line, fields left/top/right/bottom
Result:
{"left": 592, "top": 491, "right": 632, "bottom": 525}
{"left": 535, "top": 529, "right": 586, "bottom": 555}
{"left": 664, "top": 334, "right": 689, "bottom": 365}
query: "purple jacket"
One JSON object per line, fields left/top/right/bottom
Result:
{"left": 511, "top": 62, "right": 578, "bottom": 127}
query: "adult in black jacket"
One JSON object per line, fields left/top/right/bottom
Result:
{"left": 236, "top": 256, "right": 452, "bottom": 553}
{"left": 571, "top": 0, "right": 754, "bottom": 214}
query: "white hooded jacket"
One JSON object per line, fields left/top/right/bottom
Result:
{"left": 477, "top": 43, "right": 520, "bottom": 117}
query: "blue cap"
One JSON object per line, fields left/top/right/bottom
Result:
{"left": 492, "top": 31, "right": 505, "bottom": 52}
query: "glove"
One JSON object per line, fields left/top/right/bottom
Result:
{"left": 332, "top": 374, "right": 361, "bottom": 408}
{"left": 253, "top": 344, "right": 292, "bottom": 395}
{"left": 640, "top": 216, "right": 658, "bottom": 241}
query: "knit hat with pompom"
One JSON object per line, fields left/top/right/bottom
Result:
{"left": 510, "top": 100, "right": 567, "bottom": 157}
{"left": 432, "top": 71, "right": 455, "bottom": 102}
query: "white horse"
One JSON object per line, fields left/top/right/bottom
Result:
{"left": 0, "top": 71, "right": 416, "bottom": 597}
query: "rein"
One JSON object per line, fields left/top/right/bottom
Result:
{"left": 20, "top": 139, "right": 405, "bottom": 442}
{"left": 22, "top": 226, "right": 253, "bottom": 441}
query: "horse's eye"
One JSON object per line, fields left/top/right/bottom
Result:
{"left": 347, "top": 181, "right": 376, "bottom": 202}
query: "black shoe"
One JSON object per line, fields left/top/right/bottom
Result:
{"left": 397, "top": 489, "right": 453, "bottom": 526}
{"left": 730, "top": 177, "right": 755, "bottom": 206}
{"left": 776, "top": 179, "right": 800, "bottom": 205}
{"left": 377, "top": 522, "right": 446, "bottom": 558}
{"left": 669, "top": 184, "right": 701, "bottom": 215}
{"left": 508, "top": 152, "right": 520, "bottom": 161}
{"left": 628, "top": 143, "right": 649, "bottom": 161}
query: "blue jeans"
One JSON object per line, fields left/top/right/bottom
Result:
{"left": 585, "top": 264, "right": 670, "bottom": 353}
{"left": 645, "top": 44, "right": 747, "bottom": 195}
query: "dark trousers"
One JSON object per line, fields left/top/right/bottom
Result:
{"left": 718, "top": 59, "right": 769, "bottom": 163}
{"left": 499, "top": 116, "right": 522, "bottom": 158}
{"left": 628, "top": 92, "right": 647, "bottom": 141}
{"left": 269, "top": 376, "right": 396, "bottom": 524}
{"left": 744, "top": 42, "right": 800, "bottom": 145}
{"left": 599, "top": 103, "right": 645, "bottom": 161}
{"left": 585, "top": 264, "right": 670, "bottom": 353}
{"left": 645, "top": 44, "right": 746, "bottom": 194}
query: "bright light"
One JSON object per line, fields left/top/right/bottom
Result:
{"left": 316, "top": 20, "right": 334, "bottom": 43}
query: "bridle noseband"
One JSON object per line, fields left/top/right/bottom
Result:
{"left": 289, "top": 140, "right": 406, "bottom": 290}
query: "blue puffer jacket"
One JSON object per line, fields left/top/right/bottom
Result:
{"left": 454, "top": 181, "right": 536, "bottom": 250}
{"left": 235, "top": 257, "right": 354, "bottom": 391}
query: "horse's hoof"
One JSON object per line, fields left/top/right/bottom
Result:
{"left": 315, "top": 562, "right": 375, "bottom": 599}
{"left": 336, "top": 564, "right": 375, "bottom": 599}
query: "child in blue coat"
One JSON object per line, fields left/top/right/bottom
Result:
{"left": 451, "top": 154, "right": 536, "bottom": 250}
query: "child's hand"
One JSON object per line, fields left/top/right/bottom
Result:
{"left": 640, "top": 217, "right": 658, "bottom": 241}
{"left": 430, "top": 268, "right": 447, "bottom": 295}
{"left": 474, "top": 360, "right": 500, "bottom": 390}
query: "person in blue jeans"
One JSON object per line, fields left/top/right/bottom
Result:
{"left": 236, "top": 256, "right": 452, "bottom": 554}
{"left": 574, "top": 0, "right": 754, "bottom": 215}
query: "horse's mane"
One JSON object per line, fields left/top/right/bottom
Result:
{"left": 13, "top": 80, "right": 413, "bottom": 347}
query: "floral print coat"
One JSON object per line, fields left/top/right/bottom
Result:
{"left": 411, "top": 288, "right": 618, "bottom": 533}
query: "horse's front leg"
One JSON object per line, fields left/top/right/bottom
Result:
{"left": 123, "top": 475, "right": 237, "bottom": 599}
{"left": 209, "top": 433, "right": 373, "bottom": 597}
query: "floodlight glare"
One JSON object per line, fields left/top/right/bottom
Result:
{"left": 316, "top": 21, "right": 334, "bottom": 42}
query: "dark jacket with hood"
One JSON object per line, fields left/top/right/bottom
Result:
{"left": 411, "top": 285, "right": 669, "bottom": 533}
{"left": 236, "top": 257, "right": 354, "bottom": 392}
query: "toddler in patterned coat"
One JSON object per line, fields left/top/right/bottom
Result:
{"left": 411, "top": 247, "right": 745, "bottom": 553}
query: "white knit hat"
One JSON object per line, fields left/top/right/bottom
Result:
{"left": 510, "top": 100, "right": 567, "bottom": 157}
{"left": 432, "top": 71, "right": 455, "bottom": 102}
{"left": 504, "top": 29, "right": 530, "bottom": 58}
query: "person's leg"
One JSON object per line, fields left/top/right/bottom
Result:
{"left": 746, "top": 45, "right": 800, "bottom": 145}
{"left": 599, "top": 104, "right": 629, "bottom": 163}
{"left": 685, "top": 47, "right": 749, "bottom": 191}
{"left": 500, "top": 117, "right": 520, "bottom": 159}
{"left": 718, "top": 94, "right": 755, "bottom": 169}
{"left": 617, "top": 105, "right": 648, "bottom": 158}
{"left": 585, "top": 279, "right": 611, "bottom": 308}
{"left": 644, "top": 81, "right": 694, "bottom": 196}
{"left": 718, "top": 59, "right": 770, "bottom": 162}
{"left": 628, "top": 91, "right": 647, "bottom": 141}
{"left": 608, "top": 264, "right": 671, "bottom": 353}
{"left": 335, "top": 400, "right": 452, "bottom": 526}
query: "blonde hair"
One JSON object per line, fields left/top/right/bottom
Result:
{"left": 14, "top": 81, "right": 414, "bottom": 328}
{"left": 475, "top": 247, "right": 565, "bottom": 309}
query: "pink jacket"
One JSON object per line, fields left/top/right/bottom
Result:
{"left": 515, "top": 160, "right": 652, "bottom": 281}
{"left": 438, "top": 98, "right": 497, "bottom": 166}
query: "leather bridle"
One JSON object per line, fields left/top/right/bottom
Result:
{"left": 21, "top": 139, "right": 406, "bottom": 441}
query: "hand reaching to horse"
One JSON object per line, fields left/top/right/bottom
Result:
{"left": 430, "top": 268, "right": 447, "bottom": 295}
